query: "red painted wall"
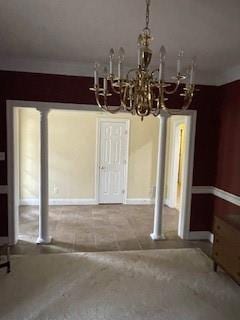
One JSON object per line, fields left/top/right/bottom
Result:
{"left": 190, "top": 80, "right": 240, "bottom": 231}
{"left": 0, "top": 70, "right": 233, "bottom": 237}
{"left": 215, "top": 80, "right": 240, "bottom": 196}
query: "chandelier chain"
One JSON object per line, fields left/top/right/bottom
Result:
{"left": 145, "top": 0, "right": 151, "bottom": 30}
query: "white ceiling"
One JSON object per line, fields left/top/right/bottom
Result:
{"left": 0, "top": 0, "right": 239, "bottom": 84}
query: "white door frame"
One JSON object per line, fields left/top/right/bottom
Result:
{"left": 96, "top": 117, "right": 130, "bottom": 204}
{"left": 168, "top": 109, "right": 197, "bottom": 239}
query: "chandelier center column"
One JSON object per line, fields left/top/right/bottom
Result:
{"left": 150, "top": 110, "right": 169, "bottom": 240}
{"left": 36, "top": 108, "right": 51, "bottom": 244}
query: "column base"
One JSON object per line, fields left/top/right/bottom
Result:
{"left": 150, "top": 233, "right": 165, "bottom": 241}
{"left": 36, "top": 236, "right": 52, "bottom": 245}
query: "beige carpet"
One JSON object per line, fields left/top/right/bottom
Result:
{"left": 0, "top": 248, "right": 239, "bottom": 320}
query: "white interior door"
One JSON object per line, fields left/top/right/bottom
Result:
{"left": 98, "top": 119, "right": 128, "bottom": 204}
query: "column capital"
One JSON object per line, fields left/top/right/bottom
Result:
{"left": 37, "top": 107, "right": 50, "bottom": 115}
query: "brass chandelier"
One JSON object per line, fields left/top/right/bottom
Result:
{"left": 90, "top": 0, "right": 196, "bottom": 120}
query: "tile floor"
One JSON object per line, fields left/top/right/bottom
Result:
{"left": 11, "top": 205, "right": 212, "bottom": 256}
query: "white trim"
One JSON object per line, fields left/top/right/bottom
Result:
{"left": 164, "top": 198, "right": 171, "bottom": 207}
{"left": 96, "top": 117, "right": 130, "bottom": 204}
{"left": 192, "top": 186, "right": 240, "bottom": 206}
{"left": 125, "top": 198, "right": 154, "bottom": 205}
{"left": 173, "top": 110, "right": 197, "bottom": 240}
{"left": 0, "top": 185, "right": 8, "bottom": 193}
{"left": 191, "top": 186, "right": 212, "bottom": 194}
{"left": 7, "top": 100, "right": 100, "bottom": 112}
{"left": 19, "top": 198, "right": 98, "bottom": 206}
{"left": 151, "top": 109, "right": 197, "bottom": 241}
{"left": 7, "top": 100, "right": 196, "bottom": 244}
{"left": 213, "top": 187, "right": 240, "bottom": 206}
{"left": 20, "top": 198, "right": 155, "bottom": 206}
{"left": 0, "top": 237, "right": 9, "bottom": 245}
{"left": 188, "top": 231, "right": 214, "bottom": 243}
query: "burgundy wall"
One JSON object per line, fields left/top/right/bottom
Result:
{"left": 215, "top": 80, "right": 240, "bottom": 196}
{"left": 190, "top": 194, "right": 214, "bottom": 232}
{"left": 0, "top": 70, "right": 237, "bottom": 237}
{"left": 190, "top": 80, "right": 240, "bottom": 231}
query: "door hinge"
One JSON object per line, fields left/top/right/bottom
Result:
{"left": 122, "top": 189, "right": 125, "bottom": 194}
{"left": 125, "top": 130, "right": 128, "bottom": 135}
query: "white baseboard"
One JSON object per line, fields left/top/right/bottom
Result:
{"left": 164, "top": 198, "right": 171, "bottom": 207}
{"left": 188, "top": 231, "right": 214, "bottom": 243}
{"left": 0, "top": 237, "right": 9, "bottom": 245}
{"left": 20, "top": 198, "right": 98, "bottom": 206}
{"left": 20, "top": 198, "right": 156, "bottom": 206}
{"left": 125, "top": 198, "right": 154, "bottom": 205}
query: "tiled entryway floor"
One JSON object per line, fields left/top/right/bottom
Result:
{"left": 11, "top": 205, "right": 212, "bottom": 256}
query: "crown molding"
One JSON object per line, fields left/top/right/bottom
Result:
{"left": 0, "top": 56, "right": 239, "bottom": 86}
{"left": 214, "top": 64, "right": 240, "bottom": 86}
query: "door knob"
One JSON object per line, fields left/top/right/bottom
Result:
{"left": 100, "top": 166, "right": 105, "bottom": 169}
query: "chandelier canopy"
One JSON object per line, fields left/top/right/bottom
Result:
{"left": 90, "top": 0, "right": 197, "bottom": 120}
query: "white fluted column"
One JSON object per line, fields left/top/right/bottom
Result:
{"left": 36, "top": 108, "right": 51, "bottom": 244}
{"left": 150, "top": 111, "right": 169, "bottom": 240}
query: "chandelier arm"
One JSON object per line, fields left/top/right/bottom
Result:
{"left": 109, "top": 78, "right": 121, "bottom": 95}
{"left": 182, "top": 95, "right": 193, "bottom": 110}
{"left": 181, "top": 86, "right": 195, "bottom": 110}
{"left": 164, "top": 81, "right": 180, "bottom": 94}
{"left": 150, "top": 69, "right": 159, "bottom": 78}
{"left": 126, "top": 68, "right": 139, "bottom": 81}
{"left": 136, "top": 106, "right": 150, "bottom": 117}
{"left": 119, "top": 85, "right": 129, "bottom": 111}
{"left": 121, "top": 85, "right": 136, "bottom": 113}
{"left": 95, "top": 90, "right": 106, "bottom": 111}
{"left": 95, "top": 89, "right": 123, "bottom": 114}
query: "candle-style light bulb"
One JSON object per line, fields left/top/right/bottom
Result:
{"left": 103, "top": 66, "right": 108, "bottom": 92}
{"left": 190, "top": 56, "right": 197, "bottom": 84}
{"left": 118, "top": 47, "right": 125, "bottom": 79}
{"left": 159, "top": 46, "right": 166, "bottom": 81}
{"left": 159, "top": 45, "right": 166, "bottom": 60}
{"left": 177, "top": 49, "right": 184, "bottom": 74}
{"left": 94, "top": 62, "right": 99, "bottom": 87}
{"left": 109, "top": 48, "right": 114, "bottom": 75}
{"left": 118, "top": 47, "right": 125, "bottom": 62}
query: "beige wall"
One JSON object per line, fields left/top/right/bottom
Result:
{"left": 19, "top": 108, "right": 159, "bottom": 201}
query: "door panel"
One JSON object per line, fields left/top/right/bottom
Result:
{"left": 99, "top": 120, "right": 128, "bottom": 203}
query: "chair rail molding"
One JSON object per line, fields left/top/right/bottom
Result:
{"left": 0, "top": 185, "right": 8, "bottom": 193}
{"left": 192, "top": 186, "right": 240, "bottom": 206}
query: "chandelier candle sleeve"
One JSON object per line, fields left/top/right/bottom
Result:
{"left": 177, "top": 50, "right": 184, "bottom": 74}
{"left": 90, "top": 0, "right": 197, "bottom": 118}
{"left": 159, "top": 46, "right": 166, "bottom": 81}
{"left": 109, "top": 48, "right": 114, "bottom": 75}
{"left": 94, "top": 63, "right": 99, "bottom": 87}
